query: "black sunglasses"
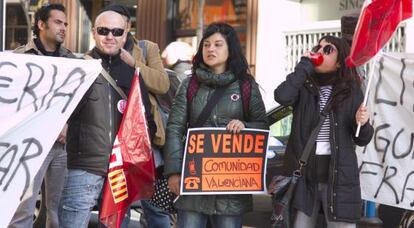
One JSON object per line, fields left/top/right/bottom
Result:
{"left": 96, "top": 27, "right": 125, "bottom": 37}
{"left": 311, "top": 44, "right": 336, "bottom": 55}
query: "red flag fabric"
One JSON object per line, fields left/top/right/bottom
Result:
{"left": 346, "top": 0, "right": 413, "bottom": 67}
{"left": 100, "top": 70, "right": 155, "bottom": 228}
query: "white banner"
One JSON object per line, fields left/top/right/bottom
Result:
{"left": 357, "top": 52, "right": 414, "bottom": 210}
{"left": 0, "top": 52, "right": 101, "bottom": 227}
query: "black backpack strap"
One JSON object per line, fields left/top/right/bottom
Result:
{"left": 84, "top": 54, "right": 128, "bottom": 100}
{"left": 239, "top": 78, "right": 251, "bottom": 121}
{"left": 187, "top": 75, "right": 252, "bottom": 125}
{"left": 186, "top": 75, "right": 199, "bottom": 119}
{"left": 193, "top": 86, "right": 227, "bottom": 127}
{"left": 297, "top": 98, "right": 333, "bottom": 174}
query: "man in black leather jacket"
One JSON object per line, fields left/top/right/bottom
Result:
{"left": 58, "top": 9, "right": 155, "bottom": 228}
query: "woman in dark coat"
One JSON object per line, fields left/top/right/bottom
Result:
{"left": 164, "top": 23, "right": 268, "bottom": 228}
{"left": 274, "top": 35, "right": 374, "bottom": 228}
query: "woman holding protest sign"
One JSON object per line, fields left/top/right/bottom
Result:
{"left": 273, "top": 35, "right": 374, "bottom": 228}
{"left": 163, "top": 22, "right": 268, "bottom": 228}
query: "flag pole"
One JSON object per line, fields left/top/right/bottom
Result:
{"left": 355, "top": 51, "right": 382, "bottom": 137}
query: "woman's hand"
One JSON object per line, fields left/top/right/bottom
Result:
{"left": 303, "top": 51, "right": 312, "bottom": 59}
{"left": 355, "top": 103, "right": 370, "bottom": 126}
{"left": 120, "top": 48, "right": 136, "bottom": 68}
{"left": 168, "top": 174, "right": 181, "bottom": 196}
{"left": 226, "top": 119, "right": 245, "bottom": 134}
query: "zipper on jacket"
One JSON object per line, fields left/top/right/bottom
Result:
{"left": 107, "top": 56, "right": 114, "bottom": 144}
{"left": 330, "top": 112, "right": 337, "bottom": 216}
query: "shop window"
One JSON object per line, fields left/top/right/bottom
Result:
{"left": 5, "top": 4, "right": 29, "bottom": 50}
{"left": 174, "top": 0, "right": 247, "bottom": 51}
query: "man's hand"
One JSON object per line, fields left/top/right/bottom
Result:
{"left": 120, "top": 48, "right": 136, "bottom": 68}
{"left": 57, "top": 124, "right": 68, "bottom": 144}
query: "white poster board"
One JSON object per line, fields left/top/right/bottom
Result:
{"left": 0, "top": 52, "right": 101, "bottom": 227}
{"left": 357, "top": 52, "right": 414, "bottom": 210}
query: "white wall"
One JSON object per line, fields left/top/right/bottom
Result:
{"left": 405, "top": 18, "right": 414, "bottom": 53}
{"left": 256, "top": 0, "right": 301, "bottom": 111}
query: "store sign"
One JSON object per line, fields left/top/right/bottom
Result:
{"left": 180, "top": 128, "right": 269, "bottom": 195}
{"left": 339, "top": 0, "right": 364, "bottom": 11}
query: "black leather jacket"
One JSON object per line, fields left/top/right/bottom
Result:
{"left": 66, "top": 48, "right": 155, "bottom": 176}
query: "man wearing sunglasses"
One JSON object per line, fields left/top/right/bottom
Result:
{"left": 9, "top": 4, "right": 75, "bottom": 228}
{"left": 97, "top": 4, "right": 172, "bottom": 228}
{"left": 58, "top": 9, "right": 156, "bottom": 228}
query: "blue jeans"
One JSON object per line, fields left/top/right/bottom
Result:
{"left": 142, "top": 200, "right": 171, "bottom": 228}
{"left": 120, "top": 201, "right": 171, "bottom": 228}
{"left": 8, "top": 142, "right": 67, "bottom": 228}
{"left": 120, "top": 206, "right": 131, "bottom": 228}
{"left": 59, "top": 169, "right": 104, "bottom": 228}
{"left": 177, "top": 210, "right": 242, "bottom": 228}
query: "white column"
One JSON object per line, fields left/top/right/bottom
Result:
{"left": 404, "top": 17, "right": 414, "bottom": 53}
{"left": 256, "top": 0, "right": 301, "bottom": 110}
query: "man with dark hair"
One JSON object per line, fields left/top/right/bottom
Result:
{"left": 9, "top": 3, "right": 74, "bottom": 228}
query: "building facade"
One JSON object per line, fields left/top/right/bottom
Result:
{"left": 3, "top": 0, "right": 414, "bottom": 109}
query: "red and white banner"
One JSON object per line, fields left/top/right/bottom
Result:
{"left": 100, "top": 70, "right": 155, "bottom": 228}
{"left": 0, "top": 52, "right": 101, "bottom": 227}
{"left": 346, "top": 0, "right": 412, "bottom": 67}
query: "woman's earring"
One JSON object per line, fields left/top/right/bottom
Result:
{"left": 336, "top": 62, "right": 341, "bottom": 68}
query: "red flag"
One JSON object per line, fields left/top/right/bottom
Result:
{"left": 346, "top": 0, "right": 412, "bottom": 67}
{"left": 100, "top": 71, "right": 155, "bottom": 228}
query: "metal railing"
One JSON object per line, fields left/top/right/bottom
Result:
{"left": 285, "top": 30, "right": 341, "bottom": 73}
{"left": 283, "top": 23, "right": 407, "bottom": 76}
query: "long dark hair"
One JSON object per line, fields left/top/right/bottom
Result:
{"left": 192, "top": 22, "right": 253, "bottom": 81}
{"left": 318, "top": 35, "right": 360, "bottom": 109}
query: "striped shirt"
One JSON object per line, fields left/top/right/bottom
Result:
{"left": 316, "top": 85, "right": 332, "bottom": 155}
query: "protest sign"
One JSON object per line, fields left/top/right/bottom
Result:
{"left": 0, "top": 52, "right": 101, "bottom": 227}
{"left": 180, "top": 128, "right": 269, "bottom": 195}
{"left": 357, "top": 52, "right": 414, "bottom": 210}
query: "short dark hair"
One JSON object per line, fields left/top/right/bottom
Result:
{"left": 193, "top": 22, "right": 253, "bottom": 81}
{"left": 32, "top": 4, "right": 66, "bottom": 37}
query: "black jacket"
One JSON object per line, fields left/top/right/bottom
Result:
{"left": 274, "top": 58, "right": 374, "bottom": 222}
{"left": 66, "top": 48, "right": 155, "bottom": 176}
